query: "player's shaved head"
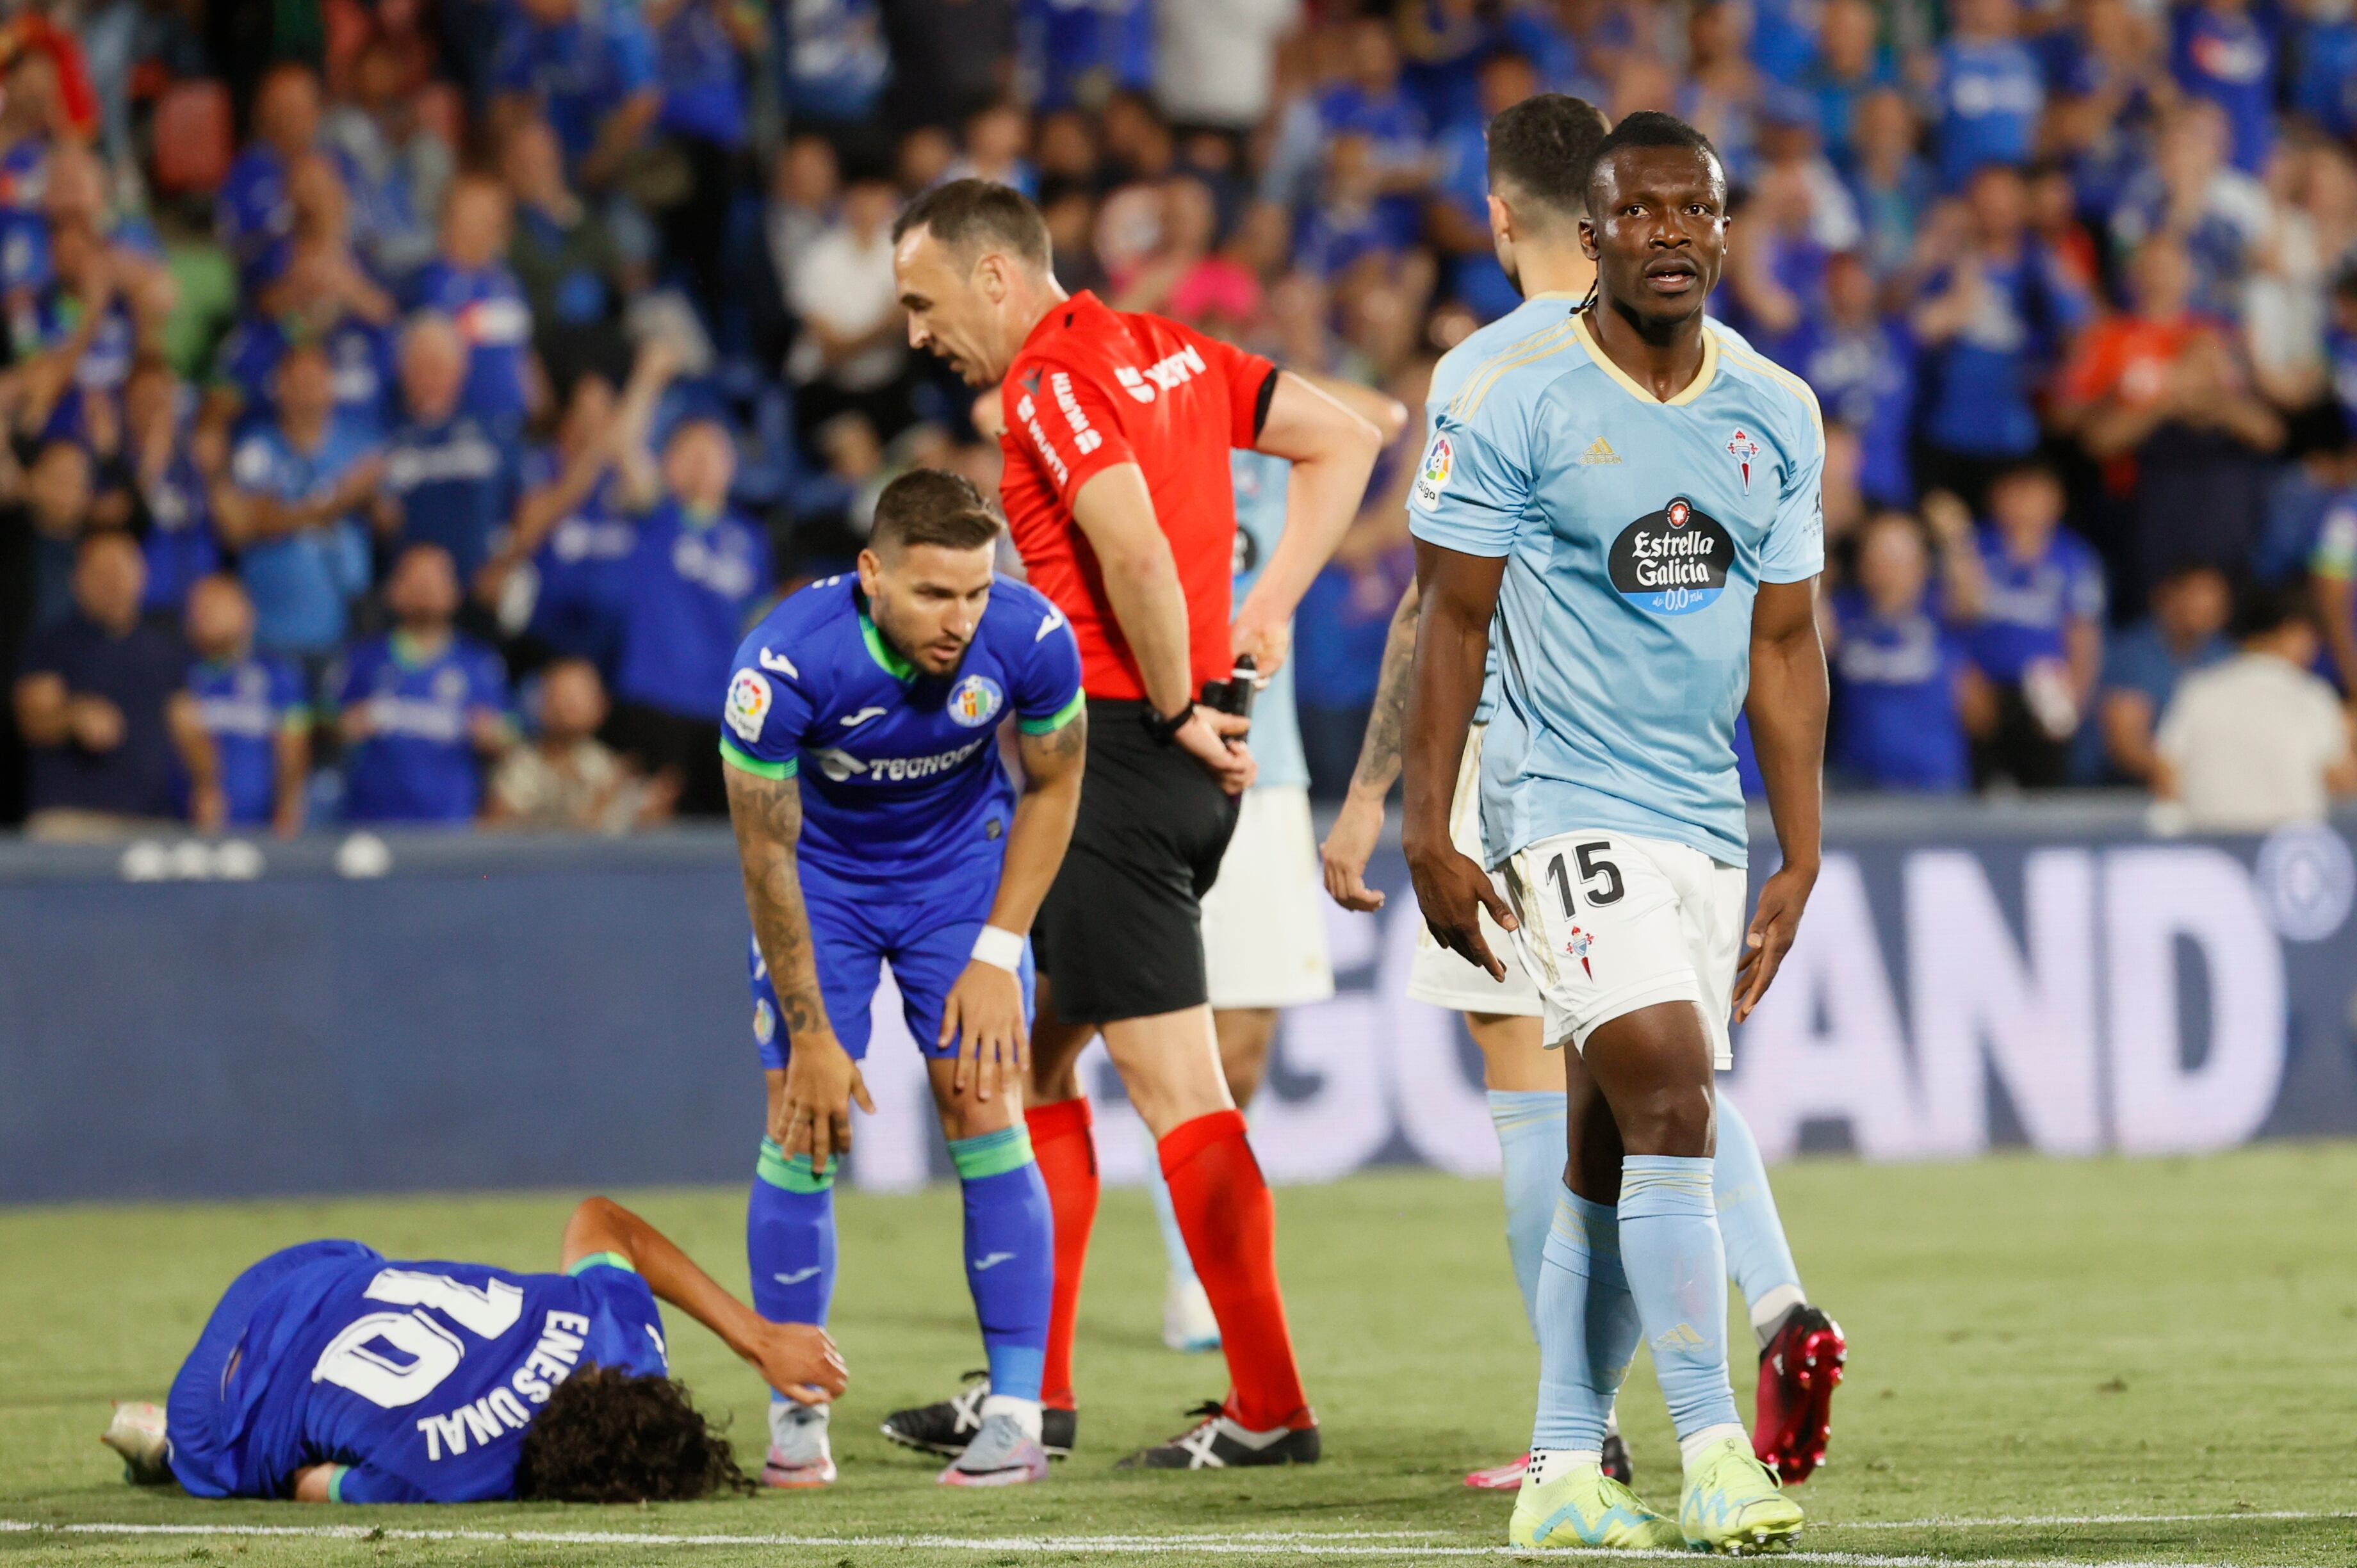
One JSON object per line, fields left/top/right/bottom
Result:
{"left": 892, "top": 179, "right": 1052, "bottom": 274}
{"left": 893, "top": 181, "right": 1068, "bottom": 386}
{"left": 1487, "top": 93, "right": 1611, "bottom": 225}
{"left": 860, "top": 469, "right": 1000, "bottom": 677}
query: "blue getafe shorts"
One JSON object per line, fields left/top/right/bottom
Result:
{"left": 746, "top": 867, "right": 1034, "bottom": 1071}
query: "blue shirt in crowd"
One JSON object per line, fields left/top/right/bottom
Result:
{"left": 521, "top": 453, "right": 635, "bottom": 677}
{"left": 1830, "top": 592, "right": 1970, "bottom": 792}
{"left": 382, "top": 413, "right": 519, "bottom": 585}
{"left": 140, "top": 450, "right": 223, "bottom": 617}
{"left": 779, "top": 0, "right": 890, "bottom": 123}
{"left": 2098, "top": 618, "right": 2230, "bottom": 776}
{"left": 186, "top": 653, "right": 306, "bottom": 824}
{"left": 1967, "top": 526, "right": 2107, "bottom": 685}
{"left": 493, "top": 0, "right": 659, "bottom": 165}
{"left": 1434, "top": 119, "right": 1519, "bottom": 322}
{"left": 657, "top": 1, "right": 747, "bottom": 146}
{"left": 614, "top": 500, "right": 772, "bottom": 718}
{"left": 2291, "top": 11, "right": 2357, "bottom": 139}
{"left": 1787, "top": 312, "right": 1917, "bottom": 508}
{"left": 1932, "top": 35, "right": 2043, "bottom": 189}
{"left": 216, "top": 313, "right": 398, "bottom": 441}
{"left": 337, "top": 631, "right": 510, "bottom": 823}
{"left": 405, "top": 261, "right": 533, "bottom": 429}
{"left": 1919, "top": 246, "right": 2085, "bottom": 459}
{"left": 1022, "top": 0, "right": 1152, "bottom": 111}
{"left": 2173, "top": 3, "right": 2275, "bottom": 172}
{"left": 229, "top": 420, "right": 379, "bottom": 658}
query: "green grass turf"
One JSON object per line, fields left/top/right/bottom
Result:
{"left": 3, "top": 1145, "right": 2354, "bottom": 1566}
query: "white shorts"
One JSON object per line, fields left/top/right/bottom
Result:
{"left": 1202, "top": 785, "right": 1336, "bottom": 1011}
{"left": 1403, "top": 724, "right": 1544, "bottom": 1017}
{"left": 1497, "top": 828, "right": 1748, "bottom": 1071}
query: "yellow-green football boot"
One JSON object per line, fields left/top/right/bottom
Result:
{"left": 1679, "top": 1434, "right": 1804, "bottom": 1554}
{"left": 1508, "top": 1462, "right": 1686, "bottom": 1551}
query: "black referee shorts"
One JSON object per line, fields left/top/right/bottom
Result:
{"left": 1034, "top": 698, "right": 1243, "bottom": 1025}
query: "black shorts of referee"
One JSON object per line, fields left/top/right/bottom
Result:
{"left": 1032, "top": 697, "right": 1243, "bottom": 1025}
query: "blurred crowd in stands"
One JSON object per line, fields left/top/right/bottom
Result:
{"left": 3, "top": 0, "right": 2357, "bottom": 841}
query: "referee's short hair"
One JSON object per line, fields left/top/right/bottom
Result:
{"left": 1485, "top": 94, "right": 1611, "bottom": 224}
{"left": 1581, "top": 111, "right": 1724, "bottom": 212}
{"left": 870, "top": 468, "right": 1003, "bottom": 556}
{"left": 891, "top": 178, "right": 1053, "bottom": 272}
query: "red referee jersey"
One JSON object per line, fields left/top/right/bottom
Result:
{"left": 997, "top": 291, "right": 1277, "bottom": 702}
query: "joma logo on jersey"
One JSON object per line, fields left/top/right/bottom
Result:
{"left": 1113, "top": 343, "right": 1208, "bottom": 402}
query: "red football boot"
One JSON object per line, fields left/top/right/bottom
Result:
{"left": 1754, "top": 1305, "right": 1846, "bottom": 1483}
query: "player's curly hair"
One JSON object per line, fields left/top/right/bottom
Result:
{"left": 512, "top": 1366, "right": 754, "bottom": 1503}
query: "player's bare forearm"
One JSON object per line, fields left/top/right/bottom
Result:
{"left": 1242, "top": 373, "right": 1389, "bottom": 649}
{"left": 988, "top": 711, "right": 1088, "bottom": 934}
{"left": 1350, "top": 580, "right": 1422, "bottom": 804}
{"left": 561, "top": 1196, "right": 847, "bottom": 1401}
{"left": 1070, "top": 464, "right": 1195, "bottom": 715}
{"left": 723, "top": 764, "right": 836, "bottom": 1045}
{"left": 1737, "top": 576, "right": 1829, "bottom": 1020}
{"left": 1402, "top": 541, "right": 1515, "bottom": 975}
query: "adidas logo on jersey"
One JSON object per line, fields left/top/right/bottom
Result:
{"left": 1581, "top": 437, "right": 1621, "bottom": 465}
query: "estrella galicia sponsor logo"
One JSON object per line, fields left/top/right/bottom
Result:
{"left": 1608, "top": 496, "right": 1732, "bottom": 616}
{"left": 947, "top": 674, "right": 1005, "bottom": 728}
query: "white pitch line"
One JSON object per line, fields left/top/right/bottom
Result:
{"left": 1823, "top": 1511, "right": 2357, "bottom": 1531}
{"left": 0, "top": 1519, "right": 2253, "bottom": 1567}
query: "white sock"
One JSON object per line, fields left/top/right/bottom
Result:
{"left": 767, "top": 1397, "right": 828, "bottom": 1446}
{"left": 981, "top": 1392, "right": 1043, "bottom": 1441}
{"left": 1749, "top": 1284, "right": 1807, "bottom": 1347}
{"left": 1525, "top": 1448, "right": 1601, "bottom": 1488}
{"left": 1678, "top": 1422, "right": 1749, "bottom": 1471}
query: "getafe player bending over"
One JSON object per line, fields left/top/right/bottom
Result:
{"left": 102, "top": 1198, "right": 844, "bottom": 1503}
{"left": 722, "top": 469, "right": 1087, "bottom": 1488}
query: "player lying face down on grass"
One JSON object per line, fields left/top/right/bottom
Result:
{"left": 1400, "top": 111, "right": 1827, "bottom": 1553}
{"left": 101, "top": 1198, "right": 844, "bottom": 1504}
{"left": 886, "top": 179, "right": 1387, "bottom": 1471}
{"left": 721, "top": 467, "right": 1088, "bottom": 1486}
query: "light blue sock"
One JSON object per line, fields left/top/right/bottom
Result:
{"left": 1529, "top": 1186, "right": 1642, "bottom": 1454}
{"left": 1619, "top": 1155, "right": 1744, "bottom": 1448}
{"left": 1145, "top": 1153, "right": 1197, "bottom": 1287}
{"left": 1488, "top": 1090, "right": 1567, "bottom": 1339}
{"left": 949, "top": 1126, "right": 1054, "bottom": 1403}
{"left": 749, "top": 1138, "right": 835, "bottom": 1407}
{"left": 1713, "top": 1095, "right": 1806, "bottom": 1343}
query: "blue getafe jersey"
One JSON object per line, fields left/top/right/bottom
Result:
{"left": 719, "top": 573, "right": 1084, "bottom": 887}
{"left": 336, "top": 633, "right": 510, "bottom": 823}
{"left": 406, "top": 261, "right": 533, "bottom": 425}
{"left": 1410, "top": 302, "right": 1825, "bottom": 867}
{"left": 173, "top": 1245, "right": 665, "bottom": 1503}
{"left": 1829, "top": 594, "right": 1969, "bottom": 792}
{"left": 384, "top": 414, "right": 519, "bottom": 584}
{"left": 1230, "top": 450, "right": 1309, "bottom": 792}
{"left": 187, "top": 655, "right": 306, "bottom": 823}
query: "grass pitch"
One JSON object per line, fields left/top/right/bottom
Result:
{"left": 3, "top": 1145, "right": 2354, "bottom": 1566}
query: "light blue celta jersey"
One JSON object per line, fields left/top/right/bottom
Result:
{"left": 1409, "top": 300, "right": 1825, "bottom": 868}
{"left": 1230, "top": 450, "right": 1309, "bottom": 792}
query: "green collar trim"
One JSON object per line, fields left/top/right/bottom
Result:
{"left": 566, "top": 1250, "right": 637, "bottom": 1277}
{"left": 858, "top": 613, "right": 916, "bottom": 681}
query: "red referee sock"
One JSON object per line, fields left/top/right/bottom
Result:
{"left": 1025, "top": 1097, "right": 1099, "bottom": 1412}
{"left": 1159, "top": 1109, "right": 1311, "bottom": 1432}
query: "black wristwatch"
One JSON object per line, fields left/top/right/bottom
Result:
{"left": 1139, "top": 701, "right": 1195, "bottom": 747}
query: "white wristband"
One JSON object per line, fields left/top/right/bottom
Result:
{"left": 971, "top": 924, "right": 1025, "bottom": 972}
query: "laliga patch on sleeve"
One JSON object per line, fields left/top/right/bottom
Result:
{"left": 1411, "top": 432, "right": 1453, "bottom": 511}
{"left": 725, "top": 669, "right": 772, "bottom": 743}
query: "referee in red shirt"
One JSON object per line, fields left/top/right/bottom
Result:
{"left": 883, "top": 180, "right": 1381, "bottom": 1469}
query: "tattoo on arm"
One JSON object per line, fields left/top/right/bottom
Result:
{"left": 1027, "top": 708, "right": 1089, "bottom": 768}
{"left": 1350, "top": 586, "right": 1421, "bottom": 797}
{"left": 725, "top": 767, "right": 834, "bottom": 1040}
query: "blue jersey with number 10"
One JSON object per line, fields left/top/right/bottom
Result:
{"left": 719, "top": 573, "right": 1085, "bottom": 888}
{"left": 1409, "top": 301, "right": 1825, "bottom": 867}
{"left": 168, "top": 1242, "right": 665, "bottom": 1504}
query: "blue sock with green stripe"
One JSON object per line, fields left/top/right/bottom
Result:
{"left": 949, "top": 1125, "right": 1053, "bottom": 1405}
{"left": 1488, "top": 1089, "right": 1567, "bottom": 1338}
{"left": 749, "top": 1138, "right": 835, "bottom": 1408}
